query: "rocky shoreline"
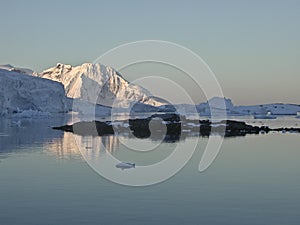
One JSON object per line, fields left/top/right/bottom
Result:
{"left": 53, "top": 114, "right": 300, "bottom": 142}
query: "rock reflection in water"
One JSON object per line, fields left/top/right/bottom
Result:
{"left": 45, "top": 133, "right": 120, "bottom": 161}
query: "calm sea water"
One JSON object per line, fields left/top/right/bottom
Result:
{"left": 0, "top": 115, "right": 300, "bottom": 225}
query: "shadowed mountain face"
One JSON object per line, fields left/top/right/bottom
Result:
{"left": 53, "top": 114, "right": 300, "bottom": 142}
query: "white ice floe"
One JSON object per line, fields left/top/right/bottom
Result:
{"left": 187, "top": 122, "right": 200, "bottom": 127}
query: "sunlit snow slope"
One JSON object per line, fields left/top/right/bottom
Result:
{"left": 38, "top": 63, "right": 167, "bottom": 107}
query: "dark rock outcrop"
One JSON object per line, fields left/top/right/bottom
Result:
{"left": 53, "top": 113, "right": 300, "bottom": 142}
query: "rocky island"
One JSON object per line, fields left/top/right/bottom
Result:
{"left": 53, "top": 113, "right": 300, "bottom": 142}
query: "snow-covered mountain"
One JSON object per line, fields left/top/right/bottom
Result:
{"left": 0, "top": 68, "right": 68, "bottom": 116}
{"left": 37, "top": 63, "right": 167, "bottom": 107}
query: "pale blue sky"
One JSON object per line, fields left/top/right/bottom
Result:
{"left": 0, "top": 0, "right": 299, "bottom": 104}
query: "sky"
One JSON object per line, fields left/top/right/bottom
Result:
{"left": 0, "top": 0, "right": 299, "bottom": 105}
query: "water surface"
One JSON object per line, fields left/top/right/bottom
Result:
{"left": 0, "top": 116, "right": 300, "bottom": 225}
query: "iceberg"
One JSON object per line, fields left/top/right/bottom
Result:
{"left": 197, "top": 97, "right": 300, "bottom": 117}
{"left": 0, "top": 68, "right": 68, "bottom": 116}
{"left": 116, "top": 162, "right": 136, "bottom": 170}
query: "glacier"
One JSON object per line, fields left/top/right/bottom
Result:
{"left": 0, "top": 68, "right": 68, "bottom": 116}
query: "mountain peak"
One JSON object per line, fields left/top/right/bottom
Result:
{"left": 38, "top": 62, "right": 166, "bottom": 107}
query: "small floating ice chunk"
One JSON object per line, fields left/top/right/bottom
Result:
{"left": 187, "top": 122, "right": 200, "bottom": 127}
{"left": 211, "top": 124, "right": 226, "bottom": 128}
{"left": 182, "top": 129, "right": 191, "bottom": 132}
{"left": 116, "top": 162, "right": 135, "bottom": 170}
